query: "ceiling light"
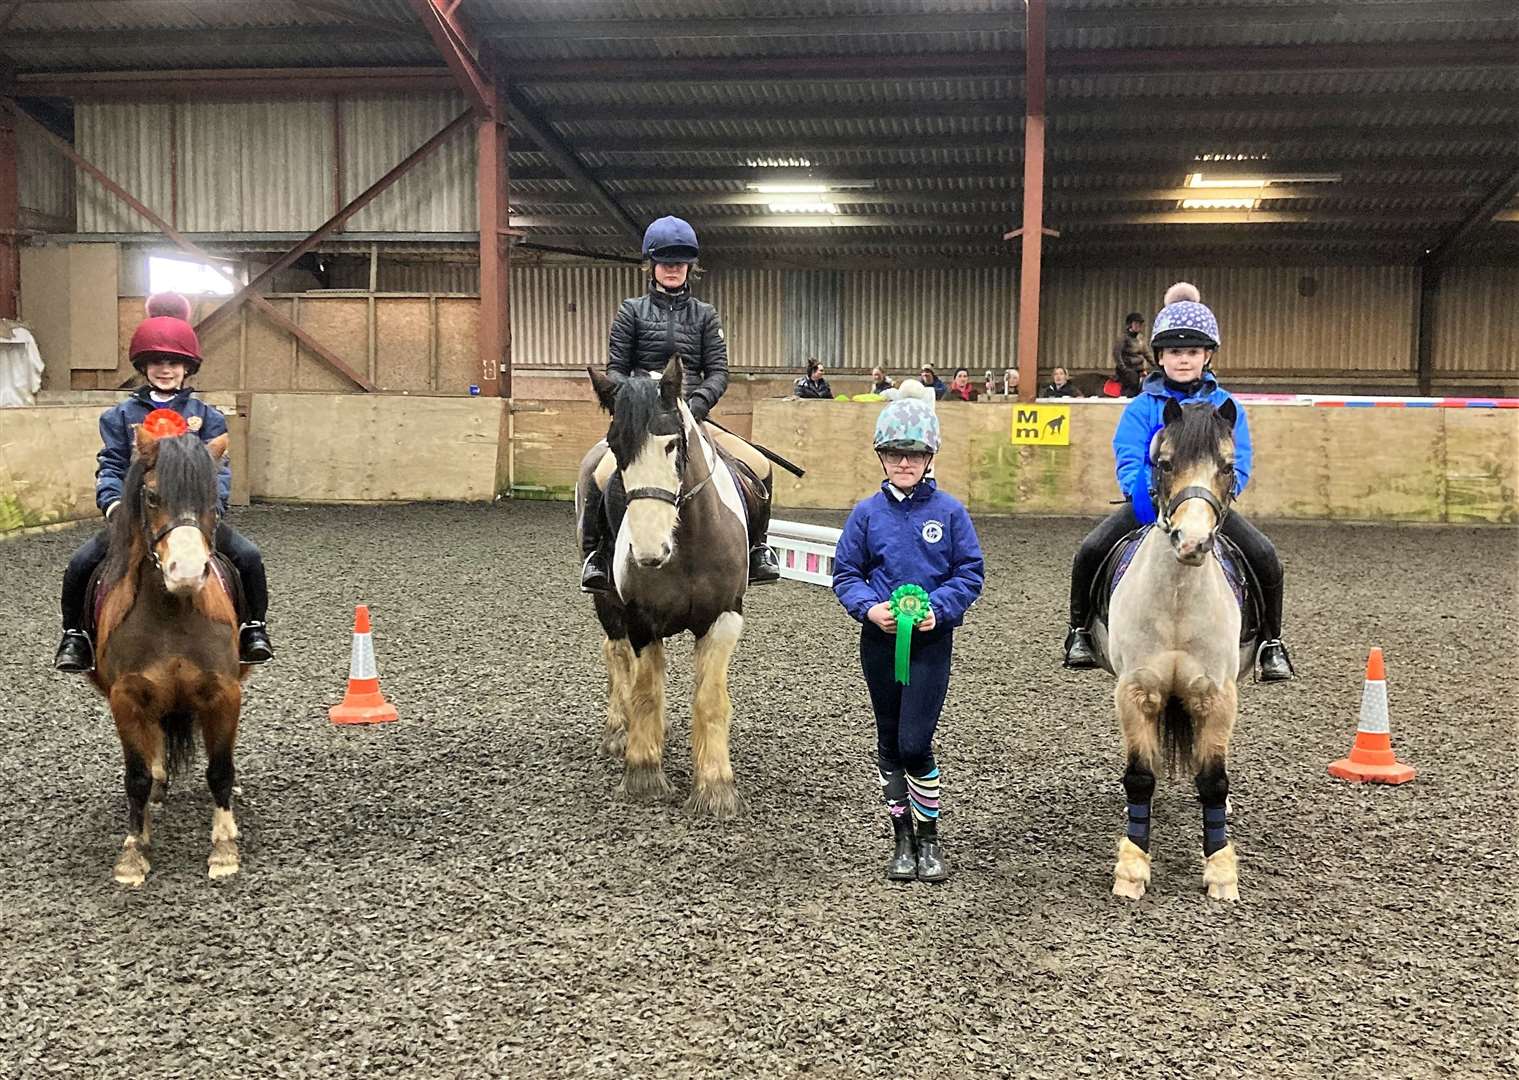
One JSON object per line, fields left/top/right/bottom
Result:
{"left": 768, "top": 201, "right": 838, "bottom": 214}
{"left": 744, "top": 156, "right": 812, "bottom": 168}
{"left": 1187, "top": 171, "right": 1341, "bottom": 188}
{"left": 748, "top": 183, "right": 832, "bottom": 194}
{"left": 1181, "top": 198, "right": 1258, "bottom": 210}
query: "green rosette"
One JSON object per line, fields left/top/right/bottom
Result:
{"left": 888, "top": 584, "right": 932, "bottom": 685}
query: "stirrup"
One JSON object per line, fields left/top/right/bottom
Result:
{"left": 1063, "top": 626, "right": 1098, "bottom": 669}
{"left": 748, "top": 544, "right": 780, "bottom": 585}
{"left": 54, "top": 630, "right": 95, "bottom": 673}
{"left": 580, "top": 551, "right": 612, "bottom": 594}
{"left": 239, "top": 621, "right": 274, "bottom": 665}
{"left": 1256, "top": 638, "right": 1295, "bottom": 682}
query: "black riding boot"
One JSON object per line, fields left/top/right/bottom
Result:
{"left": 887, "top": 814, "right": 918, "bottom": 881}
{"left": 239, "top": 622, "right": 274, "bottom": 665}
{"left": 580, "top": 483, "right": 612, "bottom": 593}
{"left": 914, "top": 817, "right": 950, "bottom": 883}
{"left": 1063, "top": 626, "right": 1098, "bottom": 669}
{"left": 1255, "top": 572, "right": 1293, "bottom": 681}
{"left": 54, "top": 630, "right": 95, "bottom": 673}
{"left": 747, "top": 475, "right": 780, "bottom": 585}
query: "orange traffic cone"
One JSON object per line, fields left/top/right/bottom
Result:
{"left": 1328, "top": 648, "right": 1414, "bottom": 784}
{"left": 329, "top": 605, "right": 398, "bottom": 726}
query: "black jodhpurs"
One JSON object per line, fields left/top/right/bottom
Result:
{"left": 61, "top": 522, "right": 267, "bottom": 631}
{"left": 860, "top": 624, "right": 954, "bottom": 777}
{"left": 1068, "top": 503, "right": 1284, "bottom": 640}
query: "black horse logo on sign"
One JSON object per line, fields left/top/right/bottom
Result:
{"left": 1045, "top": 414, "right": 1066, "bottom": 435}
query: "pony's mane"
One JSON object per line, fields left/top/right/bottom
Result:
{"left": 103, "top": 434, "right": 217, "bottom": 586}
{"left": 606, "top": 375, "right": 682, "bottom": 465}
{"left": 1165, "top": 401, "right": 1233, "bottom": 468}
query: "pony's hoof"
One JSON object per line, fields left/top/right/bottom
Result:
{"left": 685, "top": 779, "right": 745, "bottom": 820}
{"left": 1203, "top": 842, "right": 1239, "bottom": 902}
{"left": 113, "top": 845, "right": 150, "bottom": 887}
{"left": 618, "top": 764, "right": 673, "bottom": 803}
{"left": 208, "top": 840, "right": 241, "bottom": 879}
{"left": 1112, "top": 837, "right": 1151, "bottom": 901}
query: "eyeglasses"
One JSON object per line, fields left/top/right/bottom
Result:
{"left": 879, "top": 451, "right": 930, "bottom": 465}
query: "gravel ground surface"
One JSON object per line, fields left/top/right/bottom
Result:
{"left": 1, "top": 501, "right": 1513, "bottom": 1079}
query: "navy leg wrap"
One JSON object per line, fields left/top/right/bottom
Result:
{"left": 1125, "top": 803, "right": 1151, "bottom": 850}
{"left": 1122, "top": 759, "right": 1156, "bottom": 853}
{"left": 1203, "top": 805, "right": 1228, "bottom": 856}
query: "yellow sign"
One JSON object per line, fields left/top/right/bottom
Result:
{"left": 1010, "top": 404, "right": 1071, "bottom": 446}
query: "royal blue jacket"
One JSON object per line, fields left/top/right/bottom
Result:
{"left": 832, "top": 478, "right": 985, "bottom": 631}
{"left": 97, "top": 386, "right": 231, "bottom": 515}
{"left": 1115, "top": 371, "right": 1253, "bottom": 525}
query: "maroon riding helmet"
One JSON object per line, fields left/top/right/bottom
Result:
{"left": 129, "top": 293, "right": 203, "bottom": 375}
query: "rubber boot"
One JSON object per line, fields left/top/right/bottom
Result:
{"left": 914, "top": 818, "right": 950, "bottom": 883}
{"left": 1063, "top": 625, "right": 1098, "bottom": 669}
{"left": 886, "top": 814, "right": 917, "bottom": 881}
{"left": 239, "top": 622, "right": 274, "bottom": 665}
{"left": 580, "top": 483, "right": 612, "bottom": 594}
{"left": 54, "top": 630, "right": 95, "bottom": 673}
{"left": 747, "top": 474, "right": 780, "bottom": 585}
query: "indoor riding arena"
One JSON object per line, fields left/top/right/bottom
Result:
{"left": 1, "top": 4, "right": 1514, "bottom": 1079}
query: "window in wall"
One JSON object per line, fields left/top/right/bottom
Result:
{"left": 148, "top": 255, "right": 236, "bottom": 296}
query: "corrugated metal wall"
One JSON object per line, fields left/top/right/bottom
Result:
{"left": 341, "top": 94, "right": 475, "bottom": 233}
{"left": 1038, "top": 266, "right": 1417, "bottom": 376}
{"left": 16, "top": 120, "right": 74, "bottom": 228}
{"left": 1431, "top": 264, "right": 1519, "bottom": 375}
{"left": 510, "top": 264, "right": 642, "bottom": 368}
{"left": 75, "top": 103, "right": 173, "bottom": 233}
{"left": 782, "top": 271, "right": 845, "bottom": 369}
{"left": 74, "top": 95, "right": 469, "bottom": 234}
{"left": 844, "top": 268, "right": 1017, "bottom": 377}
{"left": 704, "top": 268, "right": 785, "bottom": 372}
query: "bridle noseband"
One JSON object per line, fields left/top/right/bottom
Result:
{"left": 141, "top": 493, "right": 213, "bottom": 572}
{"left": 622, "top": 422, "right": 714, "bottom": 512}
{"left": 1157, "top": 483, "right": 1231, "bottom": 537}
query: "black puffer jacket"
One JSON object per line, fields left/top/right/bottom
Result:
{"left": 607, "top": 284, "right": 728, "bottom": 421}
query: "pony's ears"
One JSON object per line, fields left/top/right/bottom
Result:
{"left": 204, "top": 433, "right": 230, "bottom": 463}
{"left": 659, "top": 354, "right": 682, "bottom": 407}
{"left": 588, "top": 366, "right": 619, "bottom": 412}
{"left": 1162, "top": 397, "right": 1184, "bottom": 426}
{"left": 1215, "top": 398, "right": 1238, "bottom": 426}
{"left": 131, "top": 423, "right": 163, "bottom": 463}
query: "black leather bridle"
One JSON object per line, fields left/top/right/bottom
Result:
{"left": 622, "top": 423, "right": 714, "bottom": 512}
{"left": 1156, "top": 482, "right": 1231, "bottom": 539}
{"left": 141, "top": 490, "right": 212, "bottom": 573}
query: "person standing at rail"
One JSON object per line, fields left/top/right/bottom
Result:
{"left": 1062, "top": 282, "right": 1294, "bottom": 681}
{"left": 832, "top": 384, "right": 985, "bottom": 883}
{"left": 579, "top": 216, "right": 781, "bottom": 593}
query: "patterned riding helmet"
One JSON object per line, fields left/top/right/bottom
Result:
{"left": 873, "top": 398, "right": 940, "bottom": 454}
{"left": 1151, "top": 282, "right": 1220, "bottom": 351}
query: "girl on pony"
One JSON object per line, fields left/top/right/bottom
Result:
{"left": 579, "top": 216, "right": 780, "bottom": 592}
{"left": 1062, "top": 282, "right": 1293, "bottom": 681}
{"left": 53, "top": 294, "right": 273, "bottom": 673}
{"left": 832, "top": 382, "right": 985, "bottom": 883}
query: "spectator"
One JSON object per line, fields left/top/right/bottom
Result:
{"left": 919, "top": 365, "right": 949, "bottom": 400}
{"left": 947, "top": 367, "right": 979, "bottom": 402}
{"left": 1043, "top": 366, "right": 1081, "bottom": 398}
{"left": 1112, "top": 312, "right": 1150, "bottom": 398}
{"left": 1002, "top": 368, "right": 1019, "bottom": 397}
{"left": 794, "top": 358, "right": 834, "bottom": 399}
{"left": 871, "top": 366, "right": 895, "bottom": 395}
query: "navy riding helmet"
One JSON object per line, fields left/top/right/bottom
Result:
{"left": 643, "top": 216, "right": 700, "bottom": 264}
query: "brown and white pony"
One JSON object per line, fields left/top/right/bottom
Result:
{"left": 92, "top": 424, "right": 245, "bottom": 886}
{"left": 576, "top": 358, "right": 752, "bottom": 818}
{"left": 1092, "top": 398, "right": 1248, "bottom": 901}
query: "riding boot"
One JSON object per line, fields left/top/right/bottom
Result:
{"left": 238, "top": 622, "right": 274, "bottom": 665}
{"left": 747, "top": 475, "right": 781, "bottom": 585}
{"left": 54, "top": 630, "right": 95, "bottom": 673}
{"left": 1063, "top": 625, "right": 1099, "bottom": 669}
{"left": 1256, "top": 575, "right": 1294, "bottom": 681}
{"left": 913, "top": 817, "right": 950, "bottom": 883}
{"left": 579, "top": 483, "right": 613, "bottom": 594}
{"left": 887, "top": 814, "right": 917, "bottom": 881}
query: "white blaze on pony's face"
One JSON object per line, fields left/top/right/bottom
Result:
{"left": 1154, "top": 399, "right": 1237, "bottom": 566}
{"left": 133, "top": 428, "right": 227, "bottom": 596}
{"left": 589, "top": 357, "right": 688, "bottom": 572}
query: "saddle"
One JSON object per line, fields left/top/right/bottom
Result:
{"left": 1091, "top": 526, "right": 1261, "bottom": 645}
{"left": 85, "top": 553, "right": 246, "bottom": 637}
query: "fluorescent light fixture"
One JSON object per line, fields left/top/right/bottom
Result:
{"left": 748, "top": 183, "right": 832, "bottom": 194}
{"left": 768, "top": 201, "right": 838, "bottom": 214}
{"left": 1181, "top": 197, "right": 1258, "bottom": 210}
{"left": 1186, "top": 171, "right": 1341, "bottom": 188}
{"left": 744, "top": 156, "right": 812, "bottom": 168}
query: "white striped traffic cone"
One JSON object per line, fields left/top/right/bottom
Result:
{"left": 1328, "top": 648, "right": 1414, "bottom": 784}
{"left": 329, "top": 605, "right": 397, "bottom": 725}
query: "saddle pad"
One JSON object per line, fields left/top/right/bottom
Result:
{"left": 1108, "top": 525, "right": 1246, "bottom": 611}
{"left": 88, "top": 552, "right": 242, "bottom": 634}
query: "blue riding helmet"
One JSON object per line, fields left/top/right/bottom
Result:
{"left": 643, "top": 216, "right": 700, "bottom": 264}
{"left": 1151, "top": 282, "right": 1220, "bottom": 351}
{"left": 873, "top": 399, "right": 940, "bottom": 454}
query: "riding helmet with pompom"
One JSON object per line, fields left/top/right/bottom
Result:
{"left": 874, "top": 397, "right": 940, "bottom": 455}
{"left": 129, "top": 292, "right": 203, "bottom": 374}
{"left": 1150, "top": 281, "right": 1220, "bottom": 351}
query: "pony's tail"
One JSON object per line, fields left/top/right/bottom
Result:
{"left": 1160, "top": 695, "right": 1195, "bottom": 774}
{"left": 161, "top": 712, "right": 197, "bottom": 777}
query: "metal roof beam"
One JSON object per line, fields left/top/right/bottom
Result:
{"left": 14, "top": 67, "right": 457, "bottom": 99}
{"left": 1422, "top": 165, "right": 1519, "bottom": 266}
{"left": 508, "top": 42, "right": 1517, "bottom": 82}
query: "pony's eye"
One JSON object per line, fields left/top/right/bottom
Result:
{"left": 665, "top": 442, "right": 677, "bottom": 456}
{"left": 1157, "top": 460, "right": 1174, "bottom": 474}
{"left": 144, "top": 489, "right": 160, "bottom": 507}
